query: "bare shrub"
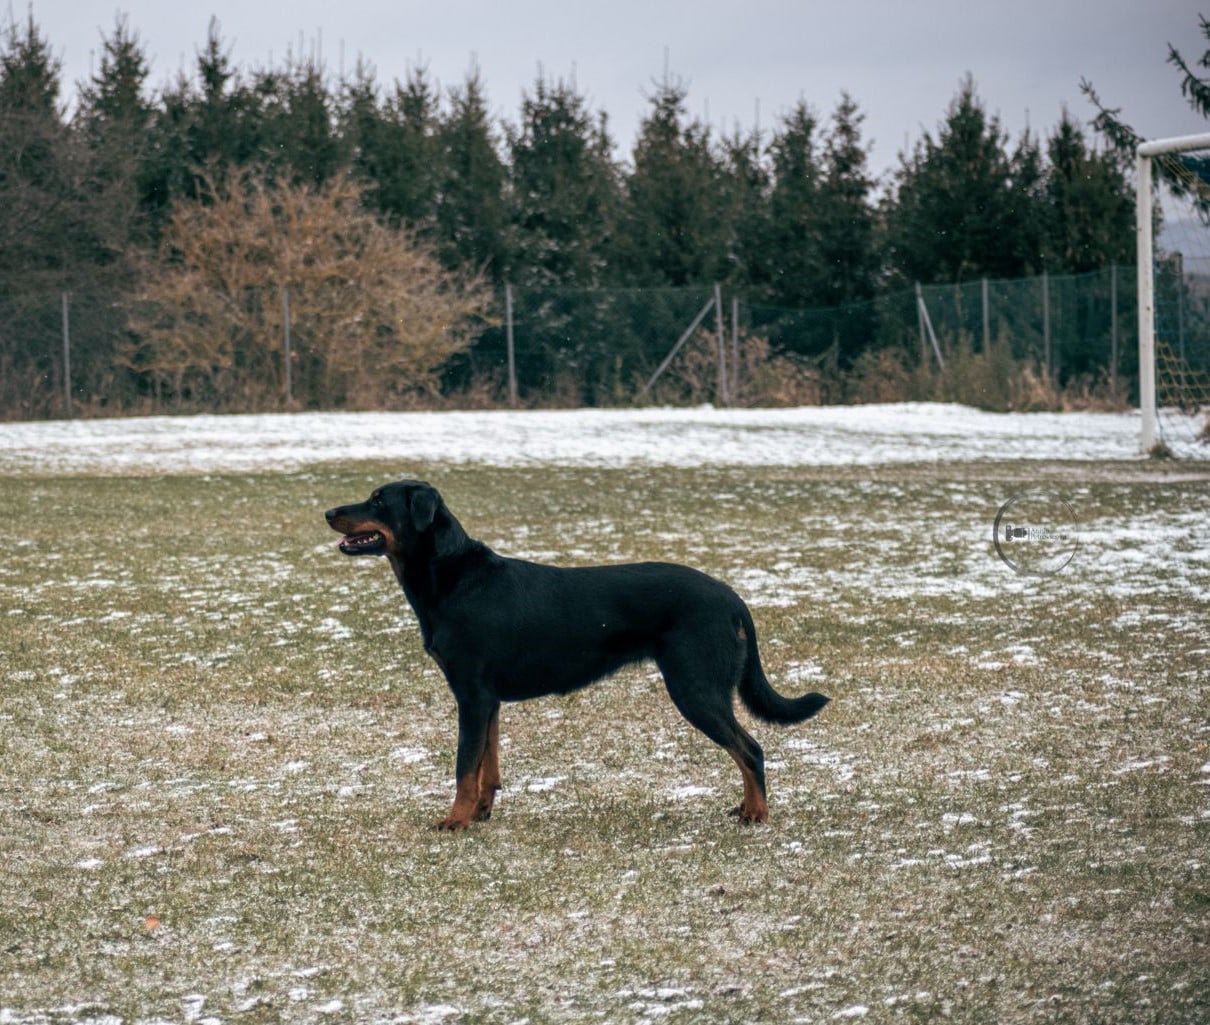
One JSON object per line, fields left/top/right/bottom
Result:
{"left": 125, "top": 172, "right": 493, "bottom": 411}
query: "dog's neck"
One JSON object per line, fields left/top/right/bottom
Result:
{"left": 388, "top": 507, "right": 487, "bottom": 647}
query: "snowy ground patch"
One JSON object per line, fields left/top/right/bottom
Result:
{"left": 0, "top": 403, "right": 1150, "bottom": 475}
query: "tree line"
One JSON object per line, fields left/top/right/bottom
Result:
{"left": 1, "top": 13, "right": 1139, "bottom": 417}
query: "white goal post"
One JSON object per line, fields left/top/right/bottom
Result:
{"left": 1136, "top": 131, "right": 1210, "bottom": 452}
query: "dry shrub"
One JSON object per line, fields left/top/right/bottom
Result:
{"left": 1055, "top": 372, "right": 1131, "bottom": 411}
{"left": 840, "top": 339, "right": 1130, "bottom": 413}
{"left": 736, "top": 335, "right": 822, "bottom": 406}
{"left": 125, "top": 171, "right": 493, "bottom": 411}
{"left": 645, "top": 331, "right": 821, "bottom": 407}
{"left": 844, "top": 347, "right": 916, "bottom": 404}
{"left": 1006, "top": 362, "right": 1061, "bottom": 411}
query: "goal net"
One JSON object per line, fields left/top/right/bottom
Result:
{"left": 1137, "top": 133, "right": 1210, "bottom": 457}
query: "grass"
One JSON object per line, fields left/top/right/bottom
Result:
{"left": 1, "top": 459, "right": 1208, "bottom": 1024}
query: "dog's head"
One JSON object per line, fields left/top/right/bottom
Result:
{"left": 325, "top": 480, "right": 448, "bottom": 559}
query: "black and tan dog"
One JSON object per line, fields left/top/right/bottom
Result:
{"left": 325, "top": 480, "right": 828, "bottom": 830}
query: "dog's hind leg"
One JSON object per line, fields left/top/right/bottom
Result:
{"left": 656, "top": 639, "right": 769, "bottom": 824}
{"left": 723, "top": 732, "right": 769, "bottom": 824}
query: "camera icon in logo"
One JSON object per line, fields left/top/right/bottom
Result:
{"left": 993, "top": 494, "right": 1079, "bottom": 576}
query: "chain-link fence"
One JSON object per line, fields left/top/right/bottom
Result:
{"left": 5, "top": 262, "right": 1206, "bottom": 419}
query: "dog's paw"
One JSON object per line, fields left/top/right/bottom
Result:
{"left": 727, "top": 803, "right": 768, "bottom": 825}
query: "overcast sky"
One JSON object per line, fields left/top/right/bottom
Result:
{"left": 15, "top": 0, "right": 1210, "bottom": 179}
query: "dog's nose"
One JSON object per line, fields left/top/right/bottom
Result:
{"left": 324, "top": 508, "right": 338, "bottom": 525}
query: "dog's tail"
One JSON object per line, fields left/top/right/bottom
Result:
{"left": 736, "top": 607, "right": 830, "bottom": 725}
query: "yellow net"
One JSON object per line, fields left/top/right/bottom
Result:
{"left": 1155, "top": 337, "right": 1210, "bottom": 453}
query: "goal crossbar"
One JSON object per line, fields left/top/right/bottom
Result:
{"left": 1136, "top": 132, "right": 1210, "bottom": 452}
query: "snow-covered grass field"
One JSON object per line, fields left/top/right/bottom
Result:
{"left": 1, "top": 405, "right": 1207, "bottom": 1024}
{"left": 0, "top": 403, "right": 1155, "bottom": 474}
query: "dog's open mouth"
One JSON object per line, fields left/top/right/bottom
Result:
{"left": 338, "top": 531, "right": 386, "bottom": 556}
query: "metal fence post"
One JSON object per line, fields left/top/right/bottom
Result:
{"left": 505, "top": 283, "right": 518, "bottom": 408}
{"left": 730, "top": 295, "right": 740, "bottom": 401}
{"left": 282, "top": 286, "right": 293, "bottom": 405}
{"left": 915, "top": 284, "right": 944, "bottom": 369}
{"left": 981, "top": 277, "right": 990, "bottom": 352}
{"left": 1110, "top": 263, "right": 1119, "bottom": 394}
{"left": 714, "top": 283, "right": 729, "bottom": 406}
{"left": 1042, "top": 271, "right": 1051, "bottom": 379}
{"left": 61, "top": 291, "right": 72, "bottom": 419}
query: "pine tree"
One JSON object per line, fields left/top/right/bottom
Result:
{"left": 142, "top": 17, "right": 265, "bottom": 221}
{"left": 76, "top": 16, "right": 154, "bottom": 253}
{"left": 0, "top": 12, "right": 97, "bottom": 414}
{"left": 1082, "top": 14, "right": 1209, "bottom": 210}
{"left": 344, "top": 62, "right": 441, "bottom": 233}
{"left": 761, "top": 100, "right": 823, "bottom": 305}
{"left": 256, "top": 51, "right": 345, "bottom": 187}
{"left": 1044, "top": 110, "right": 1133, "bottom": 272}
{"left": 0, "top": 11, "right": 83, "bottom": 283}
{"left": 718, "top": 124, "right": 769, "bottom": 291}
{"left": 816, "top": 93, "right": 878, "bottom": 306}
{"left": 505, "top": 74, "right": 620, "bottom": 286}
{"left": 883, "top": 76, "right": 1031, "bottom": 285}
{"left": 619, "top": 77, "right": 726, "bottom": 286}
{"left": 433, "top": 67, "right": 507, "bottom": 281}
{"left": 1007, "top": 128, "right": 1047, "bottom": 274}
{"left": 189, "top": 19, "right": 261, "bottom": 170}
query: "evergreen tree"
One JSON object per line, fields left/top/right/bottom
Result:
{"left": 754, "top": 96, "right": 878, "bottom": 361}
{"left": 0, "top": 12, "right": 101, "bottom": 414}
{"left": 344, "top": 62, "right": 441, "bottom": 233}
{"left": 256, "top": 51, "right": 345, "bottom": 187}
{"left": 1043, "top": 110, "right": 1133, "bottom": 272}
{"left": 1007, "top": 128, "right": 1047, "bottom": 274}
{"left": 883, "top": 76, "right": 1031, "bottom": 285}
{"left": 619, "top": 78, "right": 727, "bottom": 286}
{"left": 76, "top": 16, "right": 154, "bottom": 254}
{"left": 760, "top": 100, "right": 823, "bottom": 305}
{"left": 433, "top": 67, "right": 507, "bottom": 280}
{"left": 189, "top": 19, "right": 262, "bottom": 170}
{"left": 505, "top": 74, "right": 620, "bottom": 286}
{"left": 142, "top": 17, "right": 264, "bottom": 222}
{"left": 1082, "top": 14, "right": 1208, "bottom": 210}
{"left": 77, "top": 16, "right": 151, "bottom": 142}
{"left": 816, "top": 93, "right": 878, "bottom": 306}
{"left": 717, "top": 124, "right": 769, "bottom": 291}
{"left": 0, "top": 12, "right": 84, "bottom": 284}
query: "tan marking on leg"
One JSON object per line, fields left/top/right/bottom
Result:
{"left": 437, "top": 772, "right": 481, "bottom": 831}
{"left": 726, "top": 749, "right": 768, "bottom": 824}
{"left": 475, "top": 708, "right": 502, "bottom": 821}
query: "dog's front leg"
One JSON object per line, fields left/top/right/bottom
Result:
{"left": 437, "top": 693, "right": 497, "bottom": 831}
{"left": 475, "top": 704, "right": 502, "bottom": 821}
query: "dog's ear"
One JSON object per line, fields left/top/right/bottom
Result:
{"left": 408, "top": 486, "right": 440, "bottom": 533}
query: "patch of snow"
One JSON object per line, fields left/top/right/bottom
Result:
{"left": 402, "top": 1006, "right": 462, "bottom": 1025}
{"left": 524, "top": 775, "right": 567, "bottom": 792}
{"left": 670, "top": 785, "right": 716, "bottom": 801}
{"left": 390, "top": 747, "right": 430, "bottom": 764}
{"left": 0, "top": 404, "right": 1147, "bottom": 475}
